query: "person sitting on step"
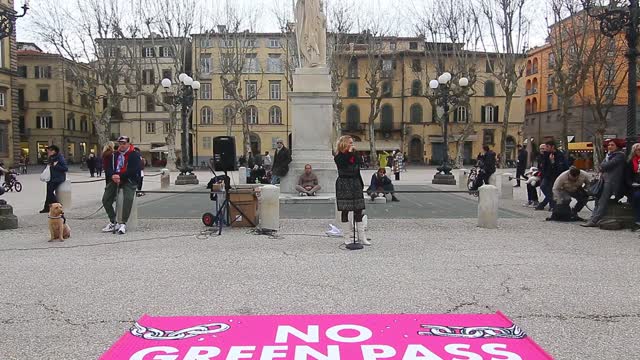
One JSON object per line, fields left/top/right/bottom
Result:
{"left": 296, "top": 164, "right": 321, "bottom": 196}
{"left": 367, "top": 167, "right": 399, "bottom": 202}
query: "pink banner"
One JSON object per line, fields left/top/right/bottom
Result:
{"left": 101, "top": 312, "right": 553, "bottom": 360}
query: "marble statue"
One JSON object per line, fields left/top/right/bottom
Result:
{"left": 295, "top": 0, "right": 327, "bottom": 68}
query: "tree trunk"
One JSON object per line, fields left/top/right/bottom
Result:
{"left": 332, "top": 97, "right": 343, "bottom": 153}
{"left": 455, "top": 140, "right": 465, "bottom": 168}
{"left": 560, "top": 100, "right": 570, "bottom": 152}
{"left": 226, "top": 118, "right": 233, "bottom": 137}
{"left": 593, "top": 128, "right": 605, "bottom": 170}
{"left": 95, "top": 111, "right": 111, "bottom": 148}
{"left": 165, "top": 111, "right": 179, "bottom": 171}
{"left": 243, "top": 120, "right": 252, "bottom": 158}
{"left": 500, "top": 94, "right": 513, "bottom": 168}
{"left": 368, "top": 117, "right": 377, "bottom": 168}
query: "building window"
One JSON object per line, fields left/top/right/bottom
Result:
{"left": 68, "top": 90, "right": 73, "bottom": 104}
{"left": 485, "top": 60, "right": 494, "bottom": 73}
{"left": 246, "top": 80, "right": 258, "bottom": 99}
{"left": 0, "top": 92, "right": 5, "bottom": 108}
{"left": 347, "top": 82, "right": 358, "bottom": 98}
{"left": 162, "top": 69, "right": 172, "bottom": 80}
{"left": 455, "top": 106, "right": 468, "bottom": 123}
{"left": 35, "top": 66, "right": 52, "bottom": 79}
{"left": 482, "top": 105, "right": 497, "bottom": 123}
{"left": 245, "top": 106, "right": 258, "bottom": 124}
{"left": 605, "top": 86, "right": 615, "bottom": 102}
{"left": 268, "top": 38, "right": 280, "bottom": 48}
{"left": 0, "top": 123, "right": 7, "bottom": 154}
{"left": 80, "top": 116, "right": 88, "bottom": 132}
{"left": 411, "top": 59, "right": 422, "bottom": 72}
{"left": 223, "top": 87, "right": 234, "bottom": 100}
{"left": 244, "top": 54, "right": 259, "bottom": 73}
{"left": 244, "top": 38, "right": 257, "bottom": 48}
{"left": 381, "top": 59, "right": 394, "bottom": 78}
{"left": 547, "top": 94, "right": 553, "bottom": 110}
{"left": 346, "top": 105, "right": 360, "bottom": 129}
{"left": 389, "top": 42, "right": 397, "bottom": 51}
{"left": 159, "top": 46, "right": 173, "bottom": 57}
{"left": 269, "top": 106, "right": 282, "bottom": 124}
{"left": 200, "top": 83, "right": 212, "bottom": 99}
{"left": 146, "top": 95, "right": 155, "bottom": 112}
{"left": 409, "top": 42, "right": 418, "bottom": 50}
{"left": 382, "top": 81, "right": 392, "bottom": 97}
{"left": 224, "top": 106, "right": 236, "bottom": 124}
{"left": 201, "top": 106, "right": 213, "bottom": 124}
{"left": 483, "top": 129, "right": 495, "bottom": 145}
{"left": 411, "top": 80, "right": 422, "bottom": 96}
{"left": 36, "top": 113, "right": 53, "bottom": 129}
{"left": 81, "top": 94, "right": 90, "bottom": 108}
{"left": 146, "top": 121, "right": 156, "bottom": 133}
{"left": 142, "top": 47, "right": 155, "bottom": 58}
{"left": 67, "top": 113, "right": 76, "bottom": 130}
{"left": 348, "top": 58, "right": 358, "bottom": 78}
{"left": 163, "top": 122, "right": 171, "bottom": 133}
{"left": 484, "top": 80, "right": 495, "bottom": 97}
{"left": 220, "top": 39, "right": 234, "bottom": 48}
{"left": 39, "top": 88, "right": 49, "bottom": 102}
{"left": 203, "top": 136, "right": 212, "bottom": 149}
{"left": 267, "top": 54, "right": 283, "bottom": 73}
{"left": 548, "top": 76, "right": 554, "bottom": 90}
{"left": 142, "top": 69, "right": 155, "bottom": 85}
{"left": 549, "top": 53, "right": 555, "bottom": 67}
{"left": 106, "top": 47, "right": 119, "bottom": 57}
{"left": 269, "top": 81, "right": 281, "bottom": 100}
{"left": 18, "top": 66, "right": 27, "bottom": 78}
{"left": 380, "top": 104, "right": 393, "bottom": 131}
{"left": 200, "top": 55, "right": 212, "bottom": 74}
{"left": 410, "top": 104, "right": 423, "bottom": 124}
{"left": 200, "top": 38, "right": 212, "bottom": 48}
{"left": 17, "top": 89, "right": 24, "bottom": 110}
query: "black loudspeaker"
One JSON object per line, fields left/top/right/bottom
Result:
{"left": 212, "top": 136, "right": 236, "bottom": 172}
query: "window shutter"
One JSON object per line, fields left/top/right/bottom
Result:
{"left": 453, "top": 108, "right": 458, "bottom": 123}
{"left": 34, "top": 66, "right": 40, "bottom": 78}
{"left": 481, "top": 106, "right": 486, "bottom": 123}
{"left": 150, "top": 69, "right": 155, "bottom": 84}
{"left": 494, "top": 106, "right": 499, "bottom": 123}
{"left": 432, "top": 107, "right": 437, "bottom": 123}
{"left": 36, "top": 118, "right": 40, "bottom": 129}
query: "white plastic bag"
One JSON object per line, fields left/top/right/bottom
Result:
{"left": 39, "top": 165, "right": 51, "bottom": 182}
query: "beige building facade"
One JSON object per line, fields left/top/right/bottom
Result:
{"left": 16, "top": 43, "right": 97, "bottom": 165}
{"left": 0, "top": 0, "right": 18, "bottom": 167}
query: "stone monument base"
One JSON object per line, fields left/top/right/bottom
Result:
{"left": 175, "top": 174, "right": 199, "bottom": 185}
{"left": 432, "top": 173, "right": 457, "bottom": 185}
{"left": 0, "top": 203, "right": 18, "bottom": 230}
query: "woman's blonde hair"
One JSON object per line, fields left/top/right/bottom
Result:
{"left": 336, "top": 135, "right": 352, "bottom": 153}
{"left": 630, "top": 143, "right": 640, "bottom": 160}
{"left": 103, "top": 141, "right": 115, "bottom": 153}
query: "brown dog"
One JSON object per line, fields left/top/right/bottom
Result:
{"left": 48, "top": 203, "right": 71, "bottom": 242}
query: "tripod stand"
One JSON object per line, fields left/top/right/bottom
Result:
{"left": 208, "top": 167, "right": 256, "bottom": 236}
{"left": 345, "top": 216, "right": 363, "bottom": 251}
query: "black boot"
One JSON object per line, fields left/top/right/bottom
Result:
{"left": 391, "top": 195, "right": 400, "bottom": 202}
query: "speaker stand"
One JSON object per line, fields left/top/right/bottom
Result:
{"left": 175, "top": 166, "right": 199, "bottom": 185}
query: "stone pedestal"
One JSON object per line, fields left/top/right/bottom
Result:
{"left": 478, "top": 185, "right": 498, "bottom": 229}
{"left": 432, "top": 173, "right": 457, "bottom": 185}
{"left": 500, "top": 173, "right": 514, "bottom": 200}
{"left": 455, "top": 169, "right": 469, "bottom": 190}
{"left": 175, "top": 174, "right": 199, "bottom": 185}
{"left": 160, "top": 169, "right": 170, "bottom": 189}
{"left": 280, "top": 67, "right": 337, "bottom": 195}
{"left": 0, "top": 202, "right": 18, "bottom": 230}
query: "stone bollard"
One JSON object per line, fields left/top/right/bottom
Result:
{"left": 500, "top": 173, "right": 514, "bottom": 200}
{"left": 116, "top": 189, "right": 138, "bottom": 231}
{"left": 239, "top": 167, "right": 247, "bottom": 185}
{"left": 0, "top": 202, "right": 18, "bottom": 230}
{"left": 455, "top": 169, "right": 469, "bottom": 191}
{"left": 488, "top": 173, "right": 497, "bottom": 187}
{"left": 478, "top": 185, "right": 498, "bottom": 229}
{"left": 160, "top": 168, "right": 170, "bottom": 190}
{"left": 57, "top": 180, "right": 72, "bottom": 210}
{"left": 258, "top": 185, "right": 279, "bottom": 231}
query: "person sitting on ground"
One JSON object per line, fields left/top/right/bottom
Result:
{"left": 295, "top": 164, "right": 321, "bottom": 196}
{"left": 367, "top": 167, "right": 399, "bottom": 202}
{"left": 582, "top": 138, "right": 626, "bottom": 227}
{"left": 551, "top": 166, "right": 590, "bottom": 221}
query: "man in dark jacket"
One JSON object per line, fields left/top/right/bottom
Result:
{"left": 515, "top": 144, "right": 528, "bottom": 187}
{"left": 102, "top": 136, "right": 141, "bottom": 235}
{"left": 536, "top": 141, "right": 569, "bottom": 211}
{"left": 472, "top": 145, "right": 496, "bottom": 190}
{"left": 40, "top": 145, "right": 68, "bottom": 213}
{"left": 271, "top": 139, "right": 292, "bottom": 185}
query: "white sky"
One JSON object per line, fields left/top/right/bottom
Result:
{"left": 16, "top": 0, "right": 549, "bottom": 49}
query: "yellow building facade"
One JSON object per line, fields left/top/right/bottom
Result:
{"left": 0, "top": 0, "right": 18, "bottom": 167}
{"left": 191, "top": 32, "right": 291, "bottom": 166}
{"left": 17, "top": 43, "right": 96, "bottom": 165}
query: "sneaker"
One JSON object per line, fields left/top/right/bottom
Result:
{"left": 532, "top": 201, "right": 540, "bottom": 207}
{"left": 102, "top": 222, "right": 117, "bottom": 233}
{"left": 522, "top": 201, "right": 532, "bottom": 207}
{"left": 378, "top": 193, "right": 385, "bottom": 198}
{"left": 325, "top": 224, "right": 343, "bottom": 237}
{"left": 299, "top": 192, "right": 306, "bottom": 197}
{"left": 117, "top": 223, "right": 126, "bottom": 235}
{"left": 580, "top": 222, "right": 599, "bottom": 228}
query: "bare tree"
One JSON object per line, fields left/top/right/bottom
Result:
{"left": 579, "top": 34, "right": 627, "bottom": 168}
{"left": 217, "top": 7, "right": 265, "bottom": 158}
{"left": 547, "top": 0, "right": 603, "bottom": 151}
{"left": 476, "top": 0, "right": 529, "bottom": 166}
{"left": 414, "top": 0, "right": 480, "bottom": 168}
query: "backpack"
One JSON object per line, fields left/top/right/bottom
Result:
{"left": 598, "top": 219, "right": 625, "bottom": 231}
{"left": 546, "top": 203, "right": 574, "bottom": 222}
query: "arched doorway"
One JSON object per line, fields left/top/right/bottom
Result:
{"left": 249, "top": 133, "right": 261, "bottom": 155}
{"left": 506, "top": 136, "right": 516, "bottom": 161}
{"left": 409, "top": 137, "right": 423, "bottom": 163}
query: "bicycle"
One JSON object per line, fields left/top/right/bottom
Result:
{"left": 467, "top": 166, "right": 479, "bottom": 193}
{"left": 3, "top": 170, "right": 22, "bottom": 192}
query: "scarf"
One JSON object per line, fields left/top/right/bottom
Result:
{"left": 116, "top": 150, "right": 126, "bottom": 173}
{"left": 634, "top": 156, "right": 640, "bottom": 173}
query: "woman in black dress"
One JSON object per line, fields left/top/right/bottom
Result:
{"left": 335, "top": 136, "right": 370, "bottom": 245}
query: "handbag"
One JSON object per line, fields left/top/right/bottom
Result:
{"left": 588, "top": 177, "right": 604, "bottom": 198}
{"left": 39, "top": 165, "right": 51, "bottom": 182}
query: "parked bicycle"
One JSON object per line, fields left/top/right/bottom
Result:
{"left": 3, "top": 170, "right": 22, "bottom": 192}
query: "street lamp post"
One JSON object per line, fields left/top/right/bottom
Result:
{"left": 0, "top": 1, "right": 28, "bottom": 40}
{"left": 162, "top": 73, "right": 201, "bottom": 185}
{"left": 583, "top": 0, "right": 639, "bottom": 153}
{"left": 429, "top": 72, "right": 469, "bottom": 185}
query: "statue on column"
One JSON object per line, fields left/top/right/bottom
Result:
{"left": 295, "top": 0, "right": 327, "bottom": 68}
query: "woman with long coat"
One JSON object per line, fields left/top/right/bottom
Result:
{"left": 334, "top": 135, "right": 370, "bottom": 245}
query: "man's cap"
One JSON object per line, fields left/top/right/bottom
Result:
{"left": 117, "top": 136, "right": 130, "bottom": 143}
